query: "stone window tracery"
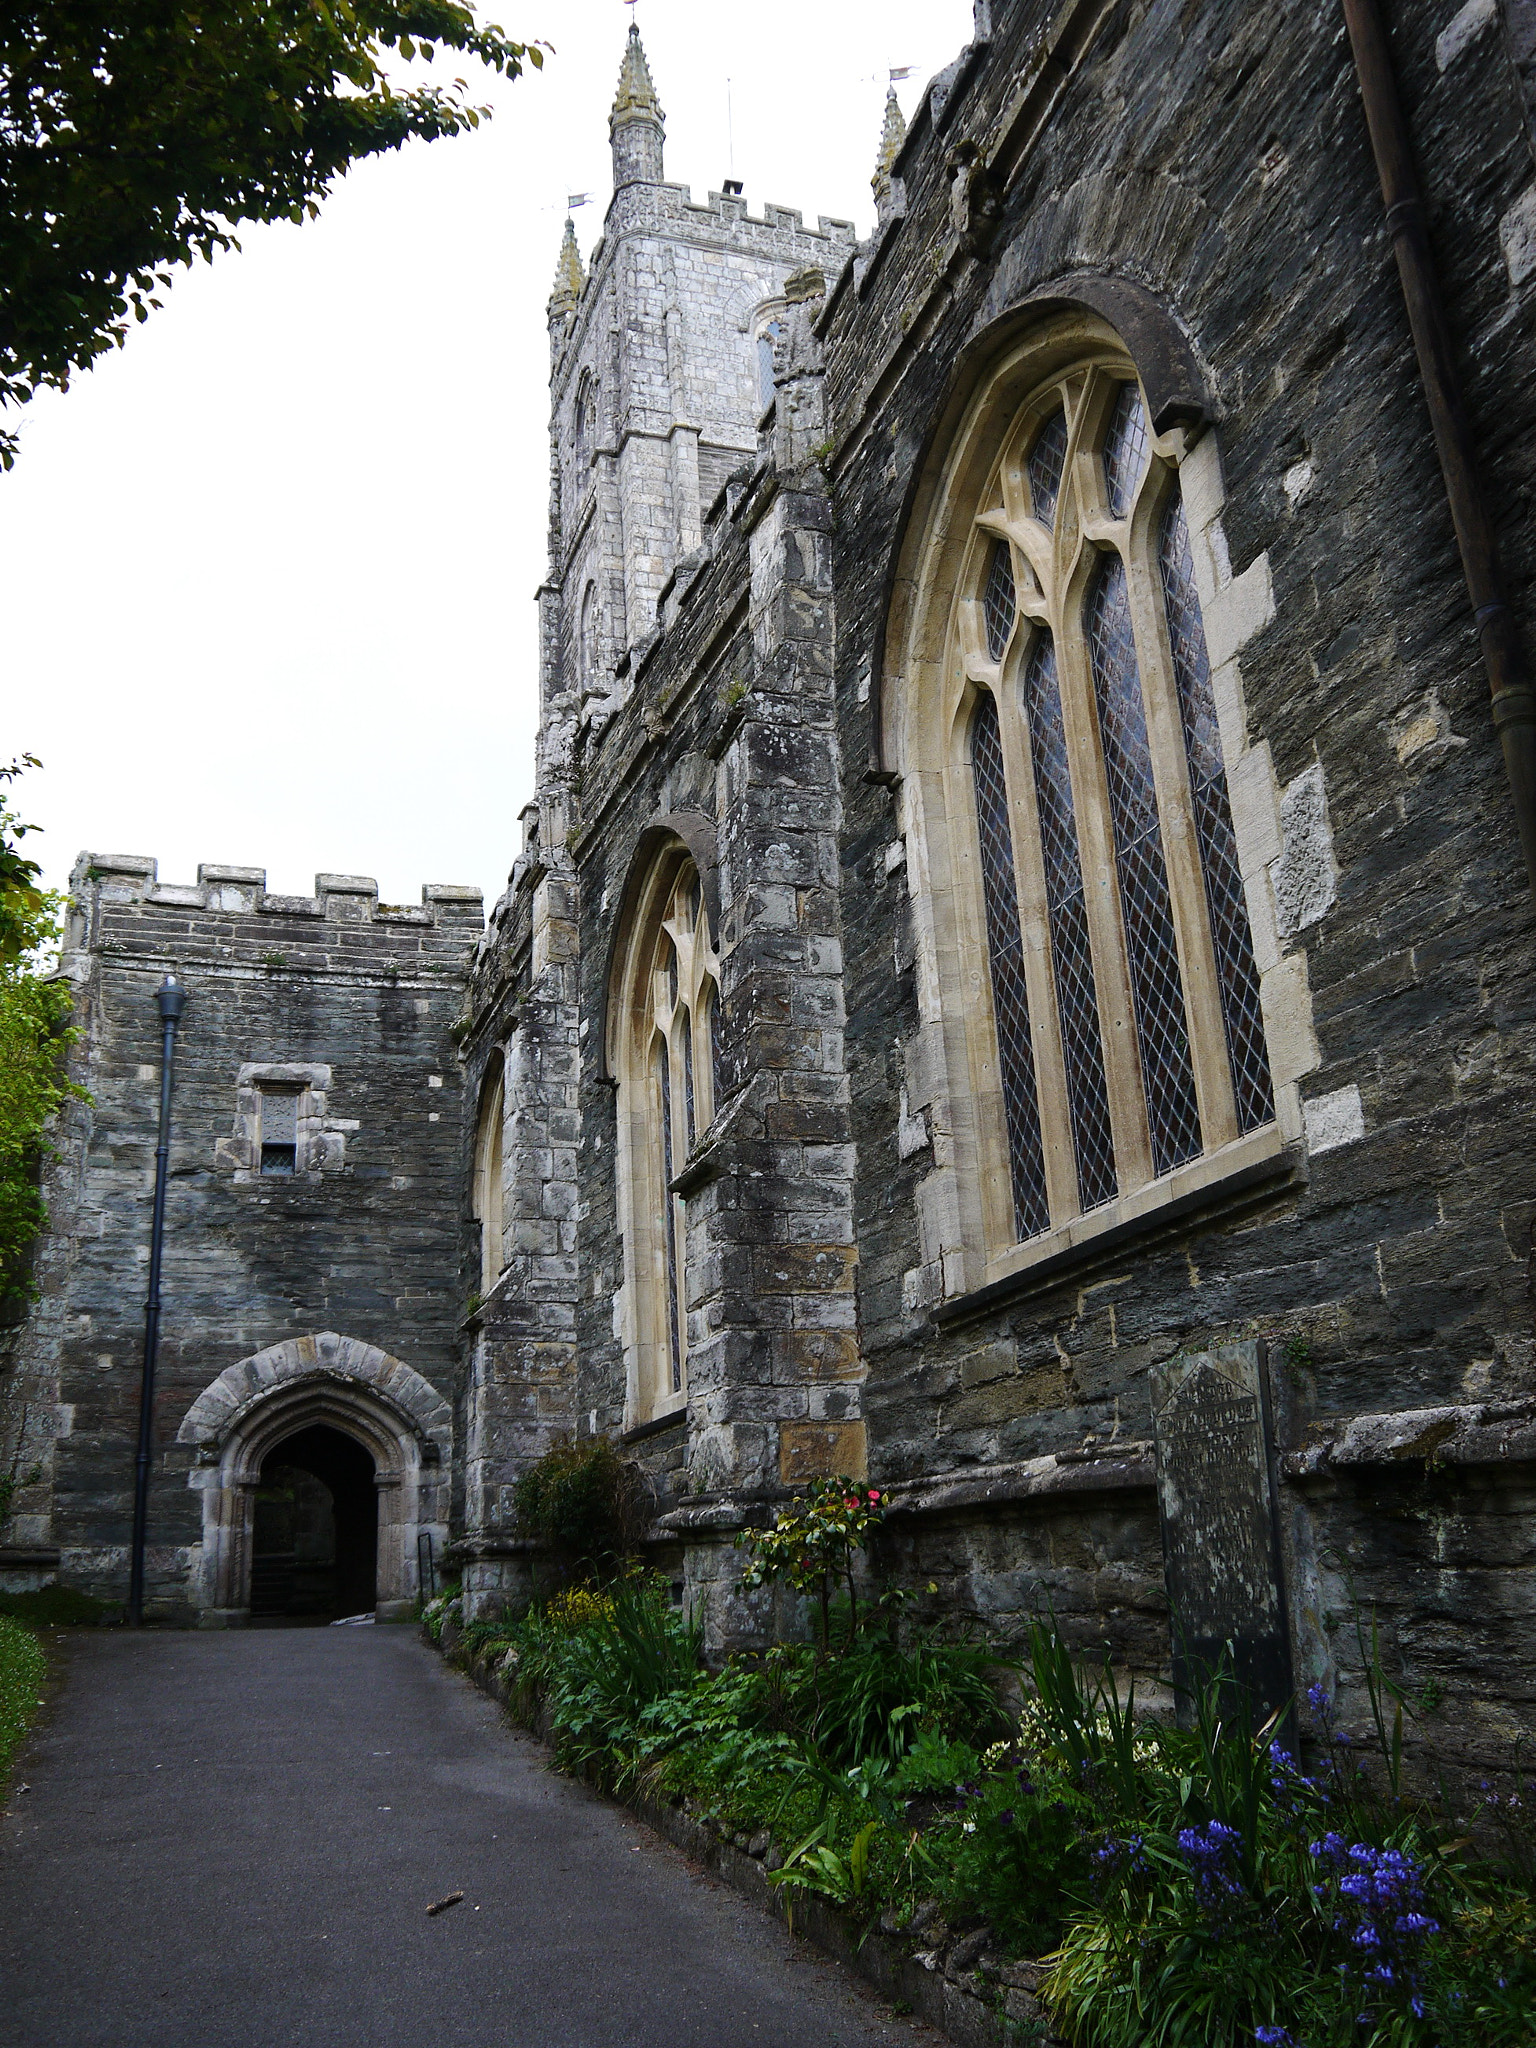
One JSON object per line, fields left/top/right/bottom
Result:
{"left": 611, "top": 849, "right": 719, "bottom": 1423}
{"left": 901, "top": 340, "right": 1282, "bottom": 1285}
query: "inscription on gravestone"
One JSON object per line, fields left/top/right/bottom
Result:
{"left": 1150, "top": 1340, "right": 1293, "bottom": 1724}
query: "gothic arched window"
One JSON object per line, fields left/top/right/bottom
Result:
{"left": 610, "top": 847, "right": 719, "bottom": 1424}
{"left": 471, "top": 1053, "right": 505, "bottom": 1297}
{"left": 756, "top": 317, "right": 785, "bottom": 411}
{"left": 889, "top": 325, "right": 1284, "bottom": 1289}
{"left": 573, "top": 370, "right": 593, "bottom": 472}
{"left": 579, "top": 580, "right": 598, "bottom": 690}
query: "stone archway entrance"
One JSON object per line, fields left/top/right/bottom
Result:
{"left": 251, "top": 1425, "right": 379, "bottom": 1621}
{"left": 177, "top": 1333, "right": 451, "bottom": 1627}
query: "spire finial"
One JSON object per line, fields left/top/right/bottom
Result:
{"left": 549, "top": 217, "right": 585, "bottom": 314}
{"left": 609, "top": 19, "right": 665, "bottom": 187}
{"left": 872, "top": 85, "right": 907, "bottom": 208}
{"left": 612, "top": 19, "right": 662, "bottom": 121}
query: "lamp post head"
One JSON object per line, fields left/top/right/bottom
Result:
{"left": 156, "top": 973, "right": 187, "bottom": 1023}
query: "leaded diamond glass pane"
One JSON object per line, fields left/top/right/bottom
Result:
{"left": 1086, "top": 554, "right": 1204, "bottom": 1175}
{"left": 1158, "top": 496, "right": 1275, "bottom": 1134}
{"left": 971, "top": 691, "right": 1050, "bottom": 1240}
{"left": 982, "top": 538, "right": 1017, "bottom": 663}
{"left": 1027, "top": 410, "right": 1068, "bottom": 527}
{"left": 682, "top": 1012, "right": 696, "bottom": 1150}
{"left": 657, "top": 1039, "right": 682, "bottom": 1392}
{"left": 663, "top": 934, "right": 677, "bottom": 1011}
{"left": 1103, "top": 383, "right": 1148, "bottom": 519}
{"left": 1021, "top": 634, "right": 1118, "bottom": 1211}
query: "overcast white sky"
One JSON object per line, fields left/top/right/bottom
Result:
{"left": 1, "top": 0, "right": 974, "bottom": 910}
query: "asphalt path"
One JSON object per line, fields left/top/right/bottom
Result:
{"left": 0, "top": 1627, "right": 936, "bottom": 2048}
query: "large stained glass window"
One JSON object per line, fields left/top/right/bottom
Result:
{"left": 956, "top": 369, "right": 1274, "bottom": 1257}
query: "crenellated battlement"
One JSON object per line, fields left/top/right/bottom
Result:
{"left": 70, "top": 853, "right": 483, "bottom": 928}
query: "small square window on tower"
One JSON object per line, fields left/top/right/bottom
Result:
{"left": 258, "top": 1088, "right": 299, "bottom": 1176}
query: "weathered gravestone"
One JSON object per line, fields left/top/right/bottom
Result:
{"left": 1150, "top": 1340, "right": 1293, "bottom": 1726}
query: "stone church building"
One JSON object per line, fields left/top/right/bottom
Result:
{"left": 5, "top": 1, "right": 1536, "bottom": 1770}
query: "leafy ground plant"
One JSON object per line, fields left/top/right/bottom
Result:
{"left": 444, "top": 1514, "right": 1535, "bottom": 2045}
{"left": 0, "top": 1615, "right": 47, "bottom": 1786}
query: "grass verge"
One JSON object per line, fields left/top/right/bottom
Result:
{"left": 0, "top": 1615, "right": 47, "bottom": 1788}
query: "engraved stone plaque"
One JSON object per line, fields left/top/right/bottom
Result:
{"left": 1151, "top": 1339, "right": 1293, "bottom": 1725}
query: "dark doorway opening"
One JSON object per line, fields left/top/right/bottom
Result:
{"left": 250, "top": 1425, "right": 377, "bottom": 1622}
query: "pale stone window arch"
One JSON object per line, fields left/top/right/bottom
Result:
{"left": 472, "top": 1053, "right": 505, "bottom": 1297}
{"left": 573, "top": 368, "right": 594, "bottom": 471}
{"left": 887, "top": 312, "right": 1300, "bottom": 1297}
{"left": 609, "top": 844, "right": 719, "bottom": 1426}
{"left": 754, "top": 304, "right": 787, "bottom": 412}
{"left": 579, "top": 579, "right": 598, "bottom": 692}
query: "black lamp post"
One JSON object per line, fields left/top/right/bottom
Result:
{"left": 128, "top": 973, "right": 187, "bottom": 1627}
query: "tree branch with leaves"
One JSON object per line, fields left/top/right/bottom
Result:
{"left": 0, "top": 2, "right": 545, "bottom": 464}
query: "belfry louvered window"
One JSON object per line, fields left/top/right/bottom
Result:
{"left": 957, "top": 368, "right": 1274, "bottom": 1251}
{"left": 613, "top": 852, "right": 720, "bottom": 1422}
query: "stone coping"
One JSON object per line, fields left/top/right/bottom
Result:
{"left": 1283, "top": 1397, "right": 1536, "bottom": 1477}
{"left": 654, "top": 1443, "right": 1157, "bottom": 1537}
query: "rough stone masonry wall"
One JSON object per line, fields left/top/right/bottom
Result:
{"left": 820, "top": 0, "right": 1536, "bottom": 1773}
{"left": 0, "top": 855, "right": 481, "bottom": 1619}
{"left": 456, "top": 819, "right": 588, "bottom": 1619}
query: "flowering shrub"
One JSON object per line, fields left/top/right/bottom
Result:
{"left": 736, "top": 1475, "right": 886, "bottom": 1650}
{"left": 542, "top": 1585, "right": 616, "bottom": 1633}
{"left": 1310, "top": 1833, "right": 1440, "bottom": 2017}
{"left": 442, "top": 1573, "right": 1534, "bottom": 2045}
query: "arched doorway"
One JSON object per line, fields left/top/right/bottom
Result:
{"left": 177, "top": 1333, "right": 452, "bottom": 1627}
{"left": 251, "top": 1425, "right": 379, "bottom": 1622}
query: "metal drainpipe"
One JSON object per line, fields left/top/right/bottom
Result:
{"left": 1343, "top": 0, "right": 1536, "bottom": 899}
{"left": 128, "top": 973, "right": 188, "bottom": 1626}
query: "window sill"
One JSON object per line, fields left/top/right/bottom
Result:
{"left": 621, "top": 1403, "right": 688, "bottom": 1445}
{"left": 936, "top": 1125, "right": 1304, "bottom": 1331}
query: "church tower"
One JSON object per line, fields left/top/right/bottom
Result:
{"left": 536, "top": 25, "right": 855, "bottom": 762}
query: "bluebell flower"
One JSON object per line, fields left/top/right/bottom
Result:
{"left": 1177, "top": 1820, "right": 1245, "bottom": 1921}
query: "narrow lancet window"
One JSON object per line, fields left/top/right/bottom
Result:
{"left": 656, "top": 1038, "right": 683, "bottom": 1395}
{"left": 1158, "top": 497, "right": 1275, "bottom": 1133}
{"left": 1021, "top": 634, "right": 1117, "bottom": 1210}
{"left": 611, "top": 849, "right": 721, "bottom": 1423}
{"left": 971, "top": 690, "right": 1050, "bottom": 1240}
{"left": 1086, "top": 554, "right": 1203, "bottom": 1176}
